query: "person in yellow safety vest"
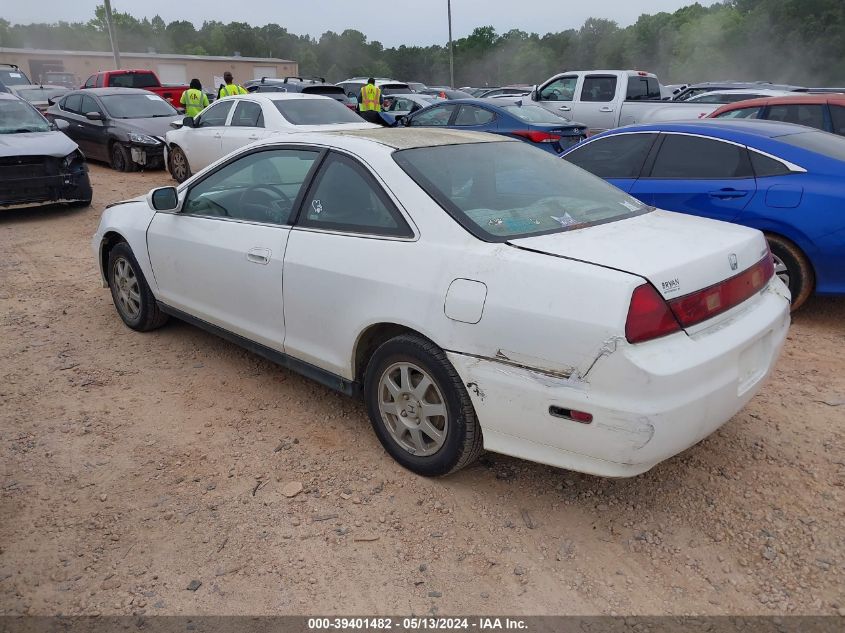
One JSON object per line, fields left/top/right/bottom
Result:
{"left": 357, "top": 78, "right": 384, "bottom": 125}
{"left": 180, "top": 78, "right": 209, "bottom": 119}
{"left": 218, "top": 71, "right": 248, "bottom": 99}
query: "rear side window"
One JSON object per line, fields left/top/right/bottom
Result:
{"left": 453, "top": 105, "right": 495, "bottom": 126}
{"left": 767, "top": 104, "right": 826, "bottom": 131}
{"left": 79, "top": 95, "right": 101, "bottom": 115}
{"left": 749, "top": 151, "right": 792, "bottom": 177}
{"left": 96, "top": 74, "right": 105, "bottom": 88}
{"left": 715, "top": 107, "right": 762, "bottom": 119}
{"left": 230, "top": 101, "right": 264, "bottom": 127}
{"left": 83, "top": 75, "right": 96, "bottom": 88}
{"left": 63, "top": 93, "right": 83, "bottom": 114}
{"left": 580, "top": 76, "right": 617, "bottom": 103}
{"left": 828, "top": 105, "right": 845, "bottom": 135}
{"left": 565, "top": 133, "right": 657, "bottom": 178}
{"left": 649, "top": 135, "right": 753, "bottom": 179}
{"left": 300, "top": 153, "right": 411, "bottom": 237}
{"left": 626, "top": 77, "right": 660, "bottom": 101}
{"left": 197, "top": 100, "right": 233, "bottom": 127}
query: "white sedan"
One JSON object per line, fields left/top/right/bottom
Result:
{"left": 164, "top": 92, "right": 378, "bottom": 182}
{"left": 92, "top": 128, "right": 790, "bottom": 478}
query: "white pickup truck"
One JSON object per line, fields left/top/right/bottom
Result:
{"left": 530, "top": 70, "right": 722, "bottom": 131}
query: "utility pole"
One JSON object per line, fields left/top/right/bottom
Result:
{"left": 103, "top": 0, "right": 122, "bottom": 69}
{"left": 447, "top": 0, "right": 454, "bottom": 88}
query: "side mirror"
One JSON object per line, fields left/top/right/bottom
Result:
{"left": 149, "top": 186, "right": 179, "bottom": 212}
{"left": 85, "top": 111, "right": 104, "bottom": 121}
{"left": 54, "top": 119, "right": 70, "bottom": 131}
{"left": 182, "top": 115, "right": 196, "bottom": 128}
{"left": 530, "top": 85, "right": 539, "bottom": 101}
{"left": 393, "top": 114, "right": 406, "bottom": 127}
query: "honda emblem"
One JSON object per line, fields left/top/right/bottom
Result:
{"left": 729, "top": 253, "right": 738, "bottom": 271}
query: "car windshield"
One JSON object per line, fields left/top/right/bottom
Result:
{"left": 100, "top": 94, "right": 177, "bottom": 118}
{"left": 394, "top": 141, "right": 648, "bottom": 241}
{"left": 0, "top": 69, "right": 30, "bottom": 86}
{"left": 273, "top": 98, "right": 363, "bottom": 124}
{"left": 777, "top": 130, "right": 845, "bottom": 162}
{"left": 0, "top": 99, "right": 51, "bottom": 133}
{"left": 501, "top": 104, "right": 570, "bottom": 123}
{"left": 16, "top": 87, "right": 67, "bottom": 102}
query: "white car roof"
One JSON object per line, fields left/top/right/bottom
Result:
{"left": 249, "top": 127, "right": 511, "bottom": 152}
{"left": 218, "top": 92, "right": 336, "bottom": 103}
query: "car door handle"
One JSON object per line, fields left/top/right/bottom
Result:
{"left": 246, "top": 247, "right": 271, "bottom": 265}
{"left": 213, "top": 132, "right": 223, "bottom": 138}
{"left": 558, "top": 105, "right": 571, "bottom": 111}
{"left": 599, "top": 106, "right": 615, "bottom": 112}
{"left": 709, "top": 189, "right": 748, "bottom": 199}
{"left": 248, "top": 133, "right": 260, "bottom": 140}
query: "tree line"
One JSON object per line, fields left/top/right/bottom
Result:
{"left": 0, "top": 0, "right": 843, "bottom": 87}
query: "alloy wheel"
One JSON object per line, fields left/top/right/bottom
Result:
{"left": 112, "top": 256, "right": 141, "bottom": 320}
{"left": 772, "top": 253, "right": 790, "bottom": 290}
{"left": 171, "top": 148, "right": 188, "bottom": 181}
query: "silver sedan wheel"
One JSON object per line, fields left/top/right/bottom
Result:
{"left": 377, "top": 362, "right": 448, "bottom": 457}
{"left": 112, "top": 256, "right": 141, "bottom": 320}
{"left": 772, "top": 253, "right": 790, "bottom": 289}
{"left": 170, "top": 148, "right": 189, "bottom": 182}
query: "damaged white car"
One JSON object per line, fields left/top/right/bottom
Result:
{"left": 92, "top": 128, "right": 790, "bottom": 477}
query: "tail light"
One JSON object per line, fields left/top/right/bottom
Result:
{"left": 512, "top": 130, "right": 562, "bottom": 143}
{"left": 668, "top": 254, "right": 774, "bottom": 327}
{"left": 625, "top": 284, "right": 682, "bottom": 344}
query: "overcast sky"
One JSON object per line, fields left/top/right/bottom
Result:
{"left": 8, "top": 1, "right": 718, "bottom": 47}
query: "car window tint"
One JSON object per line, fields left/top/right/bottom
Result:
{"left": 831, "top": 105, "right": 845, "bottom": 136}
{"left": 80, "top": 95, "right": 101, "bottom": 115}
{"left": 626, "top": 77, "right": 661, "bottom": 101}
{"left": 301, "top": 153, "right": 411, "bottom": 237}
{"left": 715, "top": 107, "right": 762, "bottom": 119}
{"left": 539, "top": 76, "right": 577, "bottom": 102}
{"left": 96, "top": 74, "right": 105, "bottom": 88}
{"left": 197, "top": 100, "right": 233, "bottom": 127}
{"left": 454, "top": 105, "right": 495, "bottom": 126}
{"left": 231, "top": 101, "right": 264, "bottom": 127}
{"left": 767, "top": 104, "right": 825, "bottom": 130}
{"left": 63, "top": 94, "right": 83, "bottom": 114}
{"left": 389, "top": 98, "right": 414, "bottom": 112}
{"left": 749, "top": 151, "right": 791, "bottom": 177}
{"left": 581, "top": 76, "right": 617, "bottom": 103}
{"left": 83, "top": 75, "right": 96, "bottom": 88}
{"left": 650, "top": 135, "right": 753, "bottom": 179}
{"left": 183, "top": 149, "right": 318, "bottom": 225}
{"left": 409, "top": 104, "right": 455, "bottom": 127}
{"left": 565, "top": 133, "right": 657, "bottom": 178}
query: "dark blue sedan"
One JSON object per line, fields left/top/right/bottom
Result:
{"left": 561, "top": 119, "right": 845, "bottom": 309}
{"left": 398, "top": 98, "right": 588, "bottom": 155}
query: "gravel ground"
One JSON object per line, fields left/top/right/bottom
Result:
{"left": 0, "top": 164, "right": 843, "bottom": 617}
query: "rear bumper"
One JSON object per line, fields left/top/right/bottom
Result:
{"left": 448, "top": 279, "right": 790, "bottom": 477}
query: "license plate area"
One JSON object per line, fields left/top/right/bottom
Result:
{"left": 738, "top": 331, "right": 772, "bottom": 395}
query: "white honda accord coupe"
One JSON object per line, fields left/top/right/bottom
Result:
{"left": 164, "top": 93, "right": 378, "bottom": 182}
{"left": 93, "top": 128, "right": 790, "bottom": 478}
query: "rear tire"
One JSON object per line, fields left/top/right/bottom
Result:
{"left": 363, "top": 334, "right": 483, "bottom": 476}
{"left": 107, "top": 242, "right": 168, "bottom": 331}
{"left": 110, "top": 143, "right": 137, "bottom": 173}
{"left": 168, "top": 145, "right": 191, "bottom": 183}
{"left": 767, "top": 234, "right": 813, "bottom": 311}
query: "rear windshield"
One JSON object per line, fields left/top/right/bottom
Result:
{"left": 273, "top": 98, "right": 363, "bottom": 124}
{"left": 777, "top": 130, "right": 845, "bottom": 162}
{"left": 108, "top": 72, "right": 159, "bottom": 89}
{"left": 0, "top": 69, "right": 31, "bottom": 86}
{"left": 393, "top": 141, "right": 648, "bottom": 241}
{"left": 100, "top": 94, "right": 177, "bottom": 118}
{"left": 626, "top": 77, "right": 661, "bottom": 101}
{"left": 301, "top": 86, "right": 345, "bottom": 98}
{"left": 0, "top": 99, "right": 50, "bottom": 133}
{"left": 16, "top": 87, "right": 67, "bottom": 102}
{"left": 501, "top": 104, "right": 571, "bottom": 124}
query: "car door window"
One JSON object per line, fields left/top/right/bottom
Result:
{"left": 649, "top": 134, "right": 753, "bottom": 179}
{"left": 767, "top": 104, "right": 825, "bottom": 130}
{"left": 230, "top": 101, "right": 264, "bottom": 127}
{"left": 565, "top": 133, "right": 657, "bottom": 178}
{"left": 453, "top": 105, "right": 495, "bottom": 126}
{"left": 715, "top": 106, "right": 762, "bottom": 119}
{"left": 749, "top": 151, "right": 791, "bottom": 177}
{"left": 79, "top": 95, "right": 102, "bottom": 116}
{"left": 300, "top": 152, "right": 412, "bottom": 237}
{"left": 183, "top": 148, "right": 319, "bottom": 224}
{"left": 388, "top": 98, "right": 414, "bottom": 112}
{"left": 626, "top": 77, "right": 661, "bottom": 101}
{"left": 580, "top": 76, "right": 617, "bottom": 102}
{"left": 83, "top": 75, "right": 96, "bottom": 88}
{"left": 196, "top": 100, "right": 233, "bottom": 127}
{"left": 539, "top": 76, "right": 577, "bottom": 102}
{"left": 831, "top": 105, "right": 845, "bottom": 135}
{"left": 408, "top": 104, "right": 456, "bottom": 127}
{"left": 62, "top": 94, "right": 82, "bottom": 114}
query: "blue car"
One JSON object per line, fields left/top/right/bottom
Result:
{"left": 398, "top": 98, "right": 588, "bottom": 155}
{"left": 561, "top": 120, "right": 845, "bottom": 309}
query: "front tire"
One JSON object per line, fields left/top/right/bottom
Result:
{"left": 110, "top": 143, "right": 137, "bottom": 173}
{"left": 168, "top": 145, "right": 191, "bottom": 183}
{"left": 107, "top": 242, "right": 168, "bottom": 331}
{"left": 767, "top": 234, "right": 814, "bottom": 311}
{"left": 364, "top": 334, "right": 483, "bottom": 476}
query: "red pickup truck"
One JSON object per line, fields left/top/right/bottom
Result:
{"left": 81, "top": 69, "right": 188, "bottom": 108}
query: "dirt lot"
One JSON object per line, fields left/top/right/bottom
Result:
{"left": 1, "top": 164, "right": 843, "bottom": 617}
